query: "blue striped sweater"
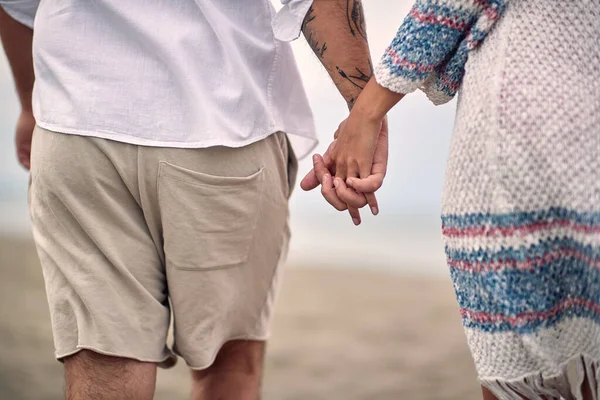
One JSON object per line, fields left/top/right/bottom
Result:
{"left": 374, "top": 0, "right": 508, "bottom": 105}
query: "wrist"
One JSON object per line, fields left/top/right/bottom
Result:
{"left": 353, "top": 78, "right": 404, "bottom": 122}
{"left": 18, "top": 90, "right": 33, "bottom": 113}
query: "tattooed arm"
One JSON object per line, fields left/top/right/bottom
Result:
{"left": 299, "top": 0, "right": 385, "bottom": 224}
{"left": 302, "top": 0, "right": 373, "bottom": 110}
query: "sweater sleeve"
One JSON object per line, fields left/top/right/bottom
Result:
{"left": 374, "top": 0, "right": 508, "bottom": 105}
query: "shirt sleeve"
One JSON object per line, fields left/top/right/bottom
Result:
{"left": 272, "top": 0, "right": 315, "bottom": 42}
{"left": 0, "top": 0, "right": 40, "bottom": 29}
{"left": 374, "top": 0, "right": 508, "bottom": 105}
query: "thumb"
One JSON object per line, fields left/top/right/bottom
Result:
{"left": 347, "top": 174, "right": 384, "bottom": 193}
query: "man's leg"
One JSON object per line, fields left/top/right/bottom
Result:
{"left": 146, "top": 132, "right": 294, "bottom": 399}
{"left": 190, "top": 340, "right": 265, "bottom": 400}
{"left": 29, "top": 128, "right": 175, "bottom": 399}
{"left": 64, "top": 350, "right": 157, "bottom": 400}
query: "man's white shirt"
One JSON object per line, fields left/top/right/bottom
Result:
{"left": 0, "top": 0, "right": 317, "bottom": 157}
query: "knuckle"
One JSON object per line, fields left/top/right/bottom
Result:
{"left": 354, "top": 199, "right": 368, "bottom": 208}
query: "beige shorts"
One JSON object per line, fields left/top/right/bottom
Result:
{"left": 28, "top": 126, "right": 297, "bottom": 369}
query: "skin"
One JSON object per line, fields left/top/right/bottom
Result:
{"left": 300, "top": 117, "right": 389, "bottom": 215}
{"left": 0, "top": 6, "right": 36, "bottom": 170}
{"left": 301, "top": 0, "right": 384, "bottom": 225}
{"left": 301, "top": 77, "right": 404, "bottom": 211}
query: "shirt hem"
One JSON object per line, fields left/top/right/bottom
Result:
{"left": 0, "top": 5, "right": 35, "bottom": 29}
{"left": 35, "top": 120, "right": 318, "bottom": 159}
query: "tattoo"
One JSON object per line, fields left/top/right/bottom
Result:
{"left": 336, "top": 65, "right": 373, "bottom": 90}
{"left": 336, "top": 66, "right": 364, "bottom": 90}
{"left": 349, "top": 66, "right": 371, "bottom": 84}
{"left": 302, "top": 6, "right": 328, "bottom": 58}
{"left": 301, "top": 1, "right": 372, "bottom": 109}
{"left": 346, "top": 0, "right": 367, "bottom": 42}
{"left": 303, "top": 5, "right": 316, "bottom": 26}
{"left": 348, "top": 97, "right": 356, "bottom": 110}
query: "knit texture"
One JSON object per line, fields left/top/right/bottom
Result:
{"left": 374, "top": 0, "right": 507, "bottom": 104}
{"left": 436, "top": 0, "right": 600, "bottom": 398}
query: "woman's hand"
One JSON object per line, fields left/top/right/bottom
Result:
{"left": 300, "top": 78, "right": 404, "bottom": 224}
{"left": 330, "top": 111, "right": 382, "bottom": 181}
{"left": 334, "top": 117, "right": 388, "bottom": 214}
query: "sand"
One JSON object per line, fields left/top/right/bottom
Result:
{"left": 0, "top": 235, "right": 481, "bottom": 400}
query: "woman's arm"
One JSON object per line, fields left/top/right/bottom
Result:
{"left": 328, "top": 0, "right": 509, "bottom": 204}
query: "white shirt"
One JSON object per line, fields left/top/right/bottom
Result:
{"left": 0, "top": 0, "right": 317, "bottom": 158}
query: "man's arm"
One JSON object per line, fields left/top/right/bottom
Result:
{"left": 301, "top": 0, "right": 372, "bottom": 110}
{"left": 0, "top": 5, "right": 36, "bottom": 169}
{"left": 299, "top": 0, "right": 381, "bottom": 223}
{"left": 0, "top": 6, "right": 34, "bottom": 112}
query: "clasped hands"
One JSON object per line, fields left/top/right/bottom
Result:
{"left": 300, "top": 109, "right": 389, "bottom": 226}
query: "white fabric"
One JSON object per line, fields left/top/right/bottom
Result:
{"left": 0, "top": 0, "right": 318, "bottom": 158}
{"left": 0, "top": 0, "right": 36, "bottom": 27}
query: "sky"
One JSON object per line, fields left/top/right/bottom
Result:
{"left": 0, "top": 0, "right": 457, "bottom": 273}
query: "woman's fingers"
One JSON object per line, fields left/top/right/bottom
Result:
{"left": 347, "top": 174, "right": 384, "bottom": 193}
{"left": 335, "top": 177, "right": 379, "bottom": 216}
{"left": 334, "top": 177, "right": 367, "bottom": 209}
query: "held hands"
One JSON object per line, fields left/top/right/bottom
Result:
{"left": 300, "top": 115, "right": 388, "bottom": 225}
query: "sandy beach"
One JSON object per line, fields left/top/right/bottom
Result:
{"left": 0, "top": 235, "right": 481, "bottom": 400}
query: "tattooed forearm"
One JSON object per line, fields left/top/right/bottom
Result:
{"left": 302, "top": 7, "right": 328, "bottom": 59}
{"left": 336, "top": 65, "right": 373, "bottom": 91}
{"left": 336, "top": 66, "right": 365, "bottom": 89}
{"left": 302, "top": 0, "right": 373, "bottom": 109}
{"left": 346, "top": 0, "right": 367, "bottom": 42}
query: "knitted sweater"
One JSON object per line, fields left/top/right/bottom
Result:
{"left": 427, "top": 0, "right": 600, "bottom": 397}
{"left": 374, "top": 0, "right": 508, "bottom": 105}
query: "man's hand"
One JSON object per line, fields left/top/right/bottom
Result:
{"left": 16, "top": 110, "right": 35, "bottom": 170}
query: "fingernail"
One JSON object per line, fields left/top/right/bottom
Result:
{"left": 333, "top": 179, "right": 339, "bottom": 189}
{"left": 352, "top": 218, "right": 360, "bottom": 226}
{"left": 323, "top": 174, "right": 330, "bottom": 183}
{"left": 371, "top": 206, "right": 379, "bottom": 215}
{"left": 347, "top": 178, "right": 354, "bottom": 188}
{"left": 312, "top": 154, "right": 318, "bottom": 163}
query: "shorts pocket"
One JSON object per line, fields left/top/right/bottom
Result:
{"left": 158, "top": 161, "right": 265, "bottom": 271}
